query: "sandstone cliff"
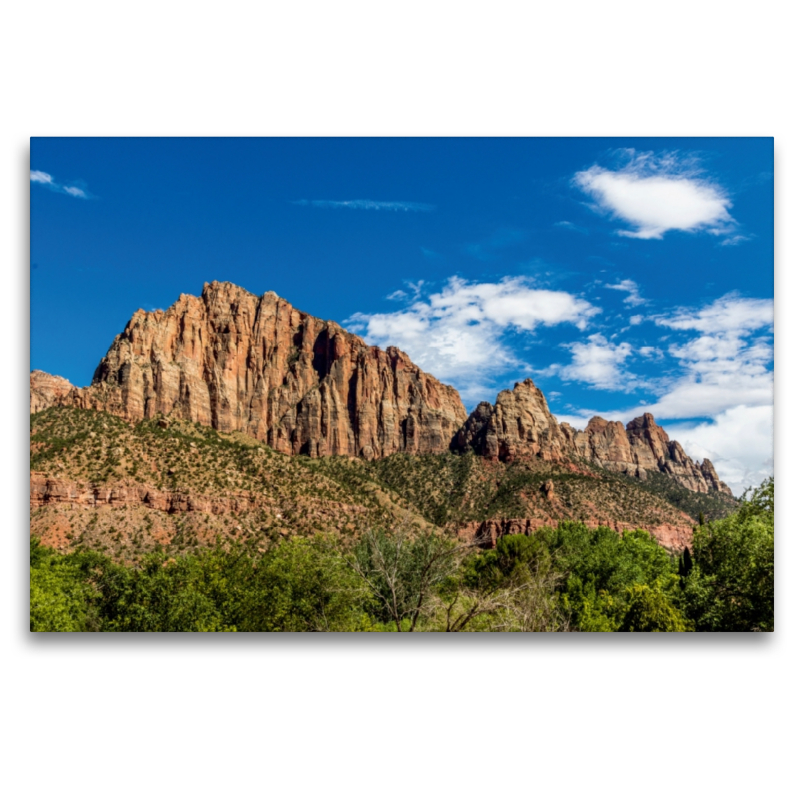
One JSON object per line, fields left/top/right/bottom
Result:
{"left": 29, "top": 281, "right": 729, "bottom": 498}
{"left": 29, "top": 281, "right": 467, "bottom": 459}
{"left": 455, "top": 379, "right": 731, "bottom": 496}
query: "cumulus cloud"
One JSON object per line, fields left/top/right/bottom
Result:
{"left": 638, "top": 346, "right": 663, "bottom": 360}
{"left": 30, "top": 169, "right": 90, "bottom": 199}
{"left": 573, "top": 150, "right": 737, "bottom": 240}
{"left": 553, "top": 293, "right": 773, "bottom": 491}
{"left": 293, "top": 199, "right": 435, "bottom": 212}
{"left": 550, "top": 334, "right": 635, "bottom": 390}
{"left": 604, "top": 278, "right": 647, "bottom": 306}
{"left": 609, "top": 297, "right": 772, "bottom": 421}
{"left": 346, "top": 276, "right": 600, "bottom": 385}
{"left": 666, "top": 405, "right": 773, "bottom": 496}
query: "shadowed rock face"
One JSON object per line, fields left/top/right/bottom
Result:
{"left": 29, "top": 281, "right": 467, "bottom": 459}
{"left": 455, "top": 381, "right": 732, "bottom": 496}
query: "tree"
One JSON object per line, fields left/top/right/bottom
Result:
{"left": 30, "top": 538, "right": 100, "bottom": 632}
{"left": 683, "top": 477, "right": 773, "bottom": 632}
{"left": 350, "top": 523, "right": 467, "bottom": 631}
{"left": 621, "top": 582, "right": 692, "bottom": 632}
{"left": 240, "top": 536, "right": 370, "bottom": 632}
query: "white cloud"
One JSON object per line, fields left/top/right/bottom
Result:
{"left": 666, "top": 405, "right": 773, "bottom": 496}
{"left": 655, "top": 293, "right": 773, "bottom": 334}
{"left": 552, "top": 333, "right": 635, "bottom": 390}
{"left": 574, "top": 150, "right": 737, "bottom": 240}
{"left": 30, "top": 170, "right": 54, "bottom": 184}
{"left": 30, "top": 169, "right": 89, "bottom": 199}
{"left": 554, "top": 220, "right": 588, "bottom": 234}
{"left": 721, "top": 234, "right": 752, "bottom": 246}
{"left": 62, "top": 185, "right": 88, "bottom": 198}
{"left": 553, "top": 293, "right": 773, "bottom": 492}
{"left": 630, "top": 314, "right": 644, "bottom": 325}
{"left": 605, "top": 278, "right": 647, "bottom": 306}
{"left": 347, "top": 276, "right": 600, "bottom": 384}
{"left": 294, "top": 199, "right": 435, "bottom": 212}
{"left": 638, "top": 346, "right": 663, "bottom": 360}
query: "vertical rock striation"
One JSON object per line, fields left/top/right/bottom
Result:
{"left": 30, "top": 281, "right": 467, "bottom": 458}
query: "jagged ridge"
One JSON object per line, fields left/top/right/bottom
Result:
{"left": 30, "top": 281, "right": 730, "bottom": 497}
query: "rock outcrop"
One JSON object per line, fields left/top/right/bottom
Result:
{"left": 453, "top": 379, "right": 569, "bottom": 461}
{"left": 30, "top": 371, "right": 74, "bottom": 414}
{"left": 29, "top": 281, "right": 467, "bottom": 459}
{"left": 457, "top": 517, "right": 694, "bottom": 553}
{"left": 455, "top": 379, "right": 731, "bottom": 496}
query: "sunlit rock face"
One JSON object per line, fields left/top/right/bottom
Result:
{"left": 30, "top": 281, "right": 468, "bottom": 459}
{"left": 455, "top": 380, "right": 731, "bottom": 496}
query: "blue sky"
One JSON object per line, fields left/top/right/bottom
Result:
{"left": 30, "top": 137, "right": 773, "bottom": 493}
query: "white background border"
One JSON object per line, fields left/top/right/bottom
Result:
{"left": 4, "top": 3, "right": 795, "bottom": 798}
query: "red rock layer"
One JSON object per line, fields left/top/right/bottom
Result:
{"left": 457, "top": 517, "right": 694, "bottom": 553}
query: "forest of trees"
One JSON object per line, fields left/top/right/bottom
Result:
{"left": 30, "top": 478, "right": 773, "bottom": 633}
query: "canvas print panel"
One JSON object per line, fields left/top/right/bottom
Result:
{"left": 30, "top": 137, "right": 774, "bottom": 632}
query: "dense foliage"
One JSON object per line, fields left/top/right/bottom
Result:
{"left": 682, "top": 477, "right": 774, "bottom": 631}
{"left": 30, "top": 477, "right": 773, "bottom": 632}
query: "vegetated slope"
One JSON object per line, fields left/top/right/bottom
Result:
{"left": 31, "top": 407, "right": 736, "bottom": 563}
{"left": 30, "top": 407, "right": 432, "bottom": 563}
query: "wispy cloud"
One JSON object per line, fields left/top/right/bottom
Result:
{"left": 387, "top": 280, "right": 425, "bottom": 302}
{"left": 604, "top": 278, "right": 647, "bottom": 306}
{"left": 553, "top": 220, "right": 588, "bottom": 234}
{"left": 31, "top": 169, "right": 90, "bottom": 200}
{"left": 654, "top": 294, "right": 773, "bottom": 335}
{"left": 293, "top": 199, "right": 435, "bottom": 212}
{"left": 720, "top": 234, "right": 752, "bottom": 247}
{"left": 346, "top": 276, "right": 600, "bottom": 389}
{"left": 30, "top": 170, "right": 90, "bottom": 199}
{"left": 573, "top": 150, "right": 737, "bottom": 240}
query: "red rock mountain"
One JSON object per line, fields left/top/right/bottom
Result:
{"left": 30, "top": 281, "right": 729, "bottom": 496}
{"left": 455, "top": 379, "right": 730, "bottom": 495}
{"left": 30, "top": 281, "right": 467, "bottom": 458}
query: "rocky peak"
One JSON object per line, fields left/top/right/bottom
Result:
{"left": 32, "top": 281, "right": 468, "bottom": 459}
{"left": 454, "top": 378, "right": 570, "bottom": 462}
{"left": 452, "top": 377, "right": 731, "bottom": 496}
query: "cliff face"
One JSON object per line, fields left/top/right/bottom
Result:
{"left": 29, "top": 281, "right": 730, "bottom": 497}
{"left": 454, "top": 379, "right": 570, "bottom": 461}
{"left": 29, "top": 281, "right": 467, "bottom": 459}
{"left": 456, "top": 380, "right": 732, "bottom": 496}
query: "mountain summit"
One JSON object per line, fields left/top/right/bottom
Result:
{"left": 31, "top": 281, "right": 729, "bottom": 496}
{"left": 31, "top": 281, "right": 467, "bottom": 459}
